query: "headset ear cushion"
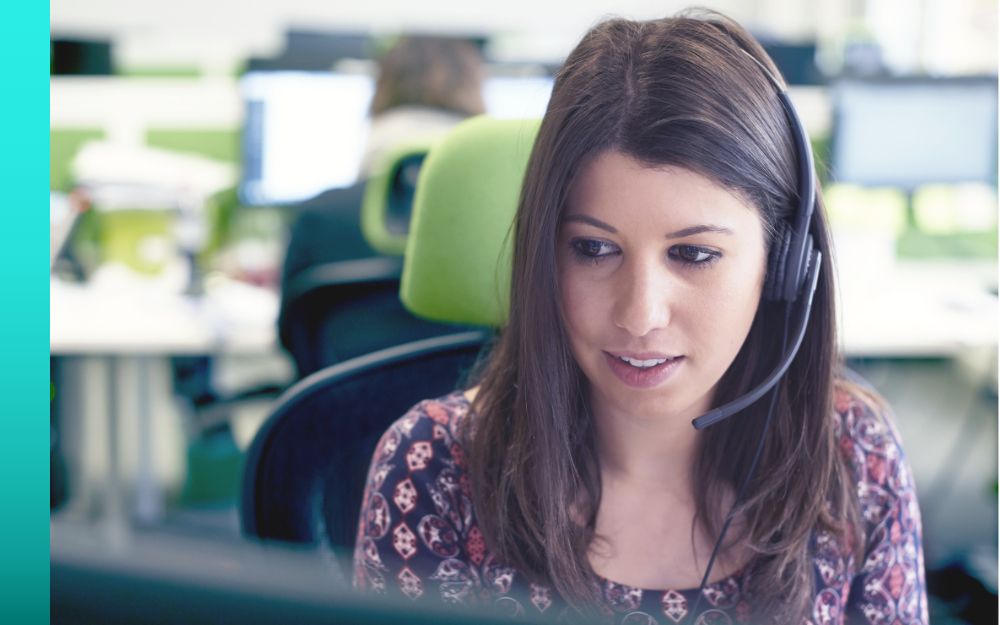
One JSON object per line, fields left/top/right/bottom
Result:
{"left": 794, "top": 233, "right": 816, "bottom": 297}
{"left": 765, "top": 221, "right": 791, "bottom": 301}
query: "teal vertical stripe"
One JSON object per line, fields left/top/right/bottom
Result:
{"left": 1, "top": 2, "right": 49, "bottom": 623}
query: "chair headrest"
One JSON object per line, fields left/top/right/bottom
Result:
{"left": 360, "top": 141, "right": 436, "bottom": 256}
{"left": 401, "top": 116, "right": 540, "bottom": 327}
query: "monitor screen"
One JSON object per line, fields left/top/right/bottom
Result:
{"left": 759, "top": 41, "right": 824, "bottom": 86}
{"left": 483, "top": 75, "right": 554, "bottom": 119}
{"left": 240, "top": 72, "right": 375, "bottom": 206}
{"left": 51, "top": 520, "right": 562, "bottom": 625}
{"left": 830, "top": 77, "right": 998, "bottom": 189}
{"left": 239, "top": 72, "right": 554, "bottom": 206}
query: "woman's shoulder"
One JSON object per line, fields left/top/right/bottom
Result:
{"left": 370, "top": 390, "right": 474, "bottom": 471}
{"left": 832, "top": 376, "right": 905, "bottom": 463}
{"left": 832, "top": 375, "right": 919, "bottom": 527}
{"left": 397, "top": 390, "right": 472, "bottom": 436}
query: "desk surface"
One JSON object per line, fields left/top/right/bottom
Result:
{"left": 50, "top": 277, "right": 278, "bottom": 356}
{"left": 838, "top": 260, "right": 997, "bottom": 357}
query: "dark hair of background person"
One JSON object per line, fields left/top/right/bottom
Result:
{"left": 463, "top": 10, "right": 865, "bottom": 621}
{"left": 369, "top": 36, "right": 486, "bottom": 117}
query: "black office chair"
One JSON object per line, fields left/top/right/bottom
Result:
{"left": 278, "top": 145, "right": 464, "bottom": 380}
{"left": 279, "top": 257, "right": 469, "bottom": 379}
{"left": 241, "top": 117, "right": 537, "bottom": 572}
{"left": 240, "top": 331, "right": 489, "bottom": 570}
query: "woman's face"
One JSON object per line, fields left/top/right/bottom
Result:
{"left": 558, "top": 150, "right": 768, "bottom": 424}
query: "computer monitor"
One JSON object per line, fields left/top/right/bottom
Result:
{"left": 239, "top": 72, "right": 375, "bottom": 206}
{"left": 51, "top": 37, "right": 114, "bottom": 75}
{"left": 758, "top": 40, "right": 823, "bottom": 86}
{"left": 483, "top": 75, "right": 554, "bottom": 119}
{"left": 830, "top": 76, "right": 998, "bottom": 190}
{"left": 51, "top": 520, "right": 567, "bottom": 625}
{"left": 238, "top": 72, "right": 554, "bottom": 206}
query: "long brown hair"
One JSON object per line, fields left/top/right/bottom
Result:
{"left": 465, "top": 10, "right": 863, "bottom": 622}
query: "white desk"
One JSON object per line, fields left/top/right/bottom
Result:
{"left": 50, "top": 276, "right": 281, "bottom": 536}
{"left": 838, "top": 260, "right": 997, "bottom": 358}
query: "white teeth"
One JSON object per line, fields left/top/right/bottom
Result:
{"left": 619, "top": 356, "right": 669, "bottom": 368}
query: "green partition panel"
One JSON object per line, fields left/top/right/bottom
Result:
{"left": 145, "top": 128, "right": 240, "bottom": 164}
{"left": 119, "top": 66, "right": 202, "bottom": 78}
{"left": 50, "top": 128, "right": 104, "bottom": 191}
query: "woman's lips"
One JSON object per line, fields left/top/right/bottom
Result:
{"left": 603, "top": 351, "right": 685, "bottom": 389}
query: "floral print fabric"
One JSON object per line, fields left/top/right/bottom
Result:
{"left": 353, "top": 388, "right": 927, "bottom": 624}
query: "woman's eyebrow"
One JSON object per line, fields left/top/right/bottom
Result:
{"left": 665, "top": 224, "right": 733, "bottom": 239}
{"left": 562, "top": 217, "right": 733, "bottom": 239}
{"left": 561, "top": 214, "right": 617, "bottom": 233}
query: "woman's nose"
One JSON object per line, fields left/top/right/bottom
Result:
{"left": 611, "top": 259, "right": 671, "bottom": 338}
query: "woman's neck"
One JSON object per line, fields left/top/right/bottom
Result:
{"left": 590, "top": 391, "right": 704, "bottom": 496}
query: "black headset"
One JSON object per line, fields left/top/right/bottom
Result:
{"left": 686, "top": 47, "right": 825, "bottom": 623}
{"left": 690, "top": 50, "right": 822, "bottom": 431}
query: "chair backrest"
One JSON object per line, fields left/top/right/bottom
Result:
{"left": 402, "top": 116, "right": 540, "bottom": 326}
{"left": 278, "top": 256, "right": 469, "bottom": 378}
{"left": 241, "top": 332, "right": 488, "bottom": 569}
{"left": 360, "top": 142, "right": 435, "bottom": 256}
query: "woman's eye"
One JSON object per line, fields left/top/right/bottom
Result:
{"left": 669, "top": 245, "right": 720, "bottom": 266}
{"left": 570, "top": 239, "right": 619, "bottom": 263}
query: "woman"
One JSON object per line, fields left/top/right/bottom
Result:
{"left": 353, "top": 12, "right": 927, "bottom": 624}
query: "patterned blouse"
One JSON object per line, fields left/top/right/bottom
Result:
{"left": 353, "top": 387, "right": 928, "bottom": 624}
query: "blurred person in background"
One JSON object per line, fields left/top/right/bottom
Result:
{"left": 360, "top": 36, "right": 485, "bottom": 176}
{"left": 279, "top": 35, "right": 485, "bottom": 307}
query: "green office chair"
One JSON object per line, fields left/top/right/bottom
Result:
{"left": 241, "top": 116, "right": 541, "bottom": 572}
{"left": 402, "top": 117, "right": 541, "bottom": 325}
{"left": 360, "top": 141, "right": 437, "bottom": 256}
